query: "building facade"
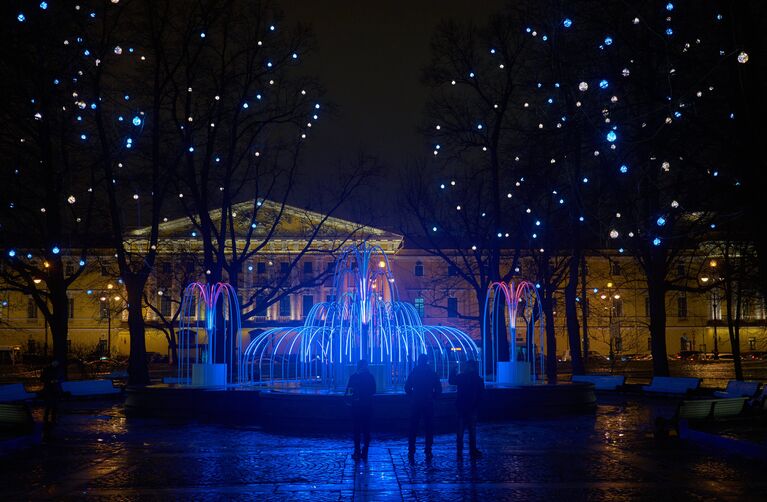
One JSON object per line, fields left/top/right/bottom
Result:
{"left": 2, "top": 203, "right": 765, "bottom": 361}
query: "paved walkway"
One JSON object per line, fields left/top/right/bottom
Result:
{"left": 1, "top": 397, "right": 766, "bottom": 500}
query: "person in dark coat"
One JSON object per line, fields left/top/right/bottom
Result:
{"left": 345, "top": 359, "right": 376, "bottom": 460}
{"left": 449, "top": 359, "right": 484, "bottom": 458}
{"left": 405, "top": 354, "right": 442, "bottom": 459}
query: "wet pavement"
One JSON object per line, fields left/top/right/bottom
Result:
{"left": 1, "top": 397, "right": 766, "bottom": 501}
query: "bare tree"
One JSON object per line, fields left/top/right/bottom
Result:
{"left": 0, "top": 5, "right": 99, "bottom": 374}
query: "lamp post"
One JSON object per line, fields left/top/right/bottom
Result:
{"left": 99, "top": 285, "right": 120, "bottom": 358}
{"left": 99, "top": 296, "right": 111, "bottom": 358}
{"left": 711, "top": 291, "right": 719, "bottom": 360}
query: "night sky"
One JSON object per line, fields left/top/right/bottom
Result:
{"left": 284, "top": 0, "right": 505, "bottom": 207}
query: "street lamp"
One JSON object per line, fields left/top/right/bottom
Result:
{"left": 99, "top": 296, "right": 111, "bottom": 358}
{"left": 711, "top": 290, "right": 719, "bottom": 360}
{"left": 99, "top": 294, "right": 120, "bottom": 358}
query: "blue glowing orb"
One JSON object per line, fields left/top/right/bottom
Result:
{"left": 563, "top": 18, "right": 572, "bottom": 28}
{"left": 653, "top": 237, "right": 662, "bottom": 246}
{"left": 132, "top": 116, "right": 142, "bottom": 126}
{"left": 619, "top": 164, "right": 628, "bottom": 173}
{"left": 656, "top": 216, "right": 666, "bottom": 226}
{"left": 606, "top": 131, "right": 617, "bottom": 142}
{"left": 599, "top": 79, "right": 609, "bottom": 89}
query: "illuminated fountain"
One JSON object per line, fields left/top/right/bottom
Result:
{"left": 483, "top": 281, "right": 546, "bottom": 386}
{"left": 239, "top": 242, "right": 480, "bottom": 392}
{"left": 131, "top": 245, "right": 594, "bottom": 429}
{"left": 177, "top": 282, "right": 242, "bottom": 387}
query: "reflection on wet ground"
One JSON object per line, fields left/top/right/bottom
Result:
{"left": 1, "top": 396, "right": 766, "bottom": 501}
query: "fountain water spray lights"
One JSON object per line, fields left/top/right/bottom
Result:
{"left": 483, "top": 281, "right": 545, "bottom": 385}
{"left": 178, "top": 282, "right": 242, "bottom": 386}
{"left": 240, "top": 242, "right": 480, "bottom": 391}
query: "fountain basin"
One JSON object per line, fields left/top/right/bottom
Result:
{"left": 125, "top": 382, "right": 596, "bottom": 432}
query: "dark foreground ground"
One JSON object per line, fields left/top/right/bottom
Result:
{"left": 1, "top": 395, "right": 766, "bottom": 501}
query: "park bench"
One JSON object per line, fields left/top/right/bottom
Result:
{"left": 0, "top": 383, "right": 36, "bottom": 403}
{"left": 713, "top": 380, "right": 760, "bottom": 399}
{"left": 62, "top": 379, "right": 121, "bottom": 398}
{"left": 0, "top": 403, "right": 34, "bottom": 433}
{"left": 656, "top": 397, "right": 749, "bottom": 438}
{"left": 678, "top": 397, "right": 748, "bottom": 421}
{"left": 571, "top": 374, "right": 625, "bottom": 391}
{"left": 642, "top": 376, "right": 701, "bottom": 396}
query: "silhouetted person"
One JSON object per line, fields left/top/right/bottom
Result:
{"left": 449, "top": 359, "right": 484, "bottom": 458}
{"left": 41, "top": 360, "right": 62, "bottom": 441}
{"left": 346, "top": 359, "right": 376, "bottom": 460}
{"left": 405, "top": 354, "right": 442, "bottom": 460}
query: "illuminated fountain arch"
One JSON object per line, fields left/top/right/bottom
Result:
{"left": 177, "top": 282, "right": 242, "bottom": 386}
{"left": 483, "top": 280, "right": 546, "bottom": 386}
{"left": 239, "top": 242, "right": 481, "bottom": 391}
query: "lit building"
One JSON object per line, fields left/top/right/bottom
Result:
{"left": 1, "top": 201, "right": 765, "bottom": 360}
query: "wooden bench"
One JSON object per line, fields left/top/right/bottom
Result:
{"left": 642, "top": 376, "right": 701, "bottom": 396}
{"left": 656, "top": 397, "right": 749, "bottom": 438}
{"left": 0, "top": 383, "right": 36, "bottom": 402}
{"left": 0, "top": 403, "right": 34, "bottom": 432}
{"left": 62, "top": 379, "right": 121, "bottom": 397}
{"left": 571, "top": 374, "right": 626, "bottom": 391}
{"left": 713, "top": 380, "right": 760, "bottom": 399}
{"left": 678, "top": 397, "right": 748, "bottom": 421}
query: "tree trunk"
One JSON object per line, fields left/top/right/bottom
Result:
{"left": 646, "top": 265, "right": 670, "bottom": 376}
{"left": 48, "top": 308, "right": 69, "bottom": 380}
{"left": 125, "top": 277, "right": 150, "bottom": 386}
{"left": 541, "top": 294, "right": 557, "bottom": 384}
{"left": 580, "top": 255, "right": 589, "bottom": 369}
{"left": 565, "top": 255, "right": 584, "bottom": 375}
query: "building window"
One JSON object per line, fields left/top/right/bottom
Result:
{"left": 677, "top": 295, "right": 688, "bottom": 318}
{"left": 101, "top": 265, "right": 110, "bottom": 276}
{"left": 303, "top": 261, "right": 313, "bottom": 274}
{"left": 448, "top": 265, "right": 459, "bottom": 277}
{"left": 69, "top": 298, "right": 75, "bottom": 319}
{"left": 414, "top": 297, "right": 425, "bottom": 318}
{"left": 65, "top": 262, "right": 75, "bottom": 276}
{"left": 676, "top": 264, "right": 686, "bottom": 277}
{"left": 302, "top": 295, "right": 314, "bottom": 317}
{"left": 255, "top": 295, "right": 267, "bottom": 317}
{"left": 160, "top": 295, "right": 172, "bottom": 317}
{"left": 185, "top": 261, "right": 195, "bottom": 274}
{"left": 710, "top": 293, "right": 721, "bottom": 320}
{"left": 326, "top": 294, "right": 336, "bottom": 304}
{"left": 27, "top": 298, "right": 37, "bottom": 319}
{"left": 647, "top": 337, "right": 652, "bottom": 351}
{"left": 644, "top": 297, "right": 650, "bottom": 317}
{"left": 257, "top": 262, "right": 266, "bottom": 274}
{"left": 611, "top": 261, "right": 621, "bottom": 276}
{"left": 447, "top": 297, "right": 458, "bottom": 318}
{"left": 749, "top": 337, "right": 757, "bottom": 351}
{"left": 414, "top": 262, "right": 424, "bottom": 277}
{"left": 279, "top": 296, "right": 291, "bottom": 317}
{"left": 280, "top": 262, "right": 289, "bottom": 274}
{"left": 612, "top": 298, "right": 623, "bottom": 317}
{"left": 161, "top": 262, "right": 172, "bottom": 274}
{"left": 100, "top": 299, "right": 110, "bottom": 320}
